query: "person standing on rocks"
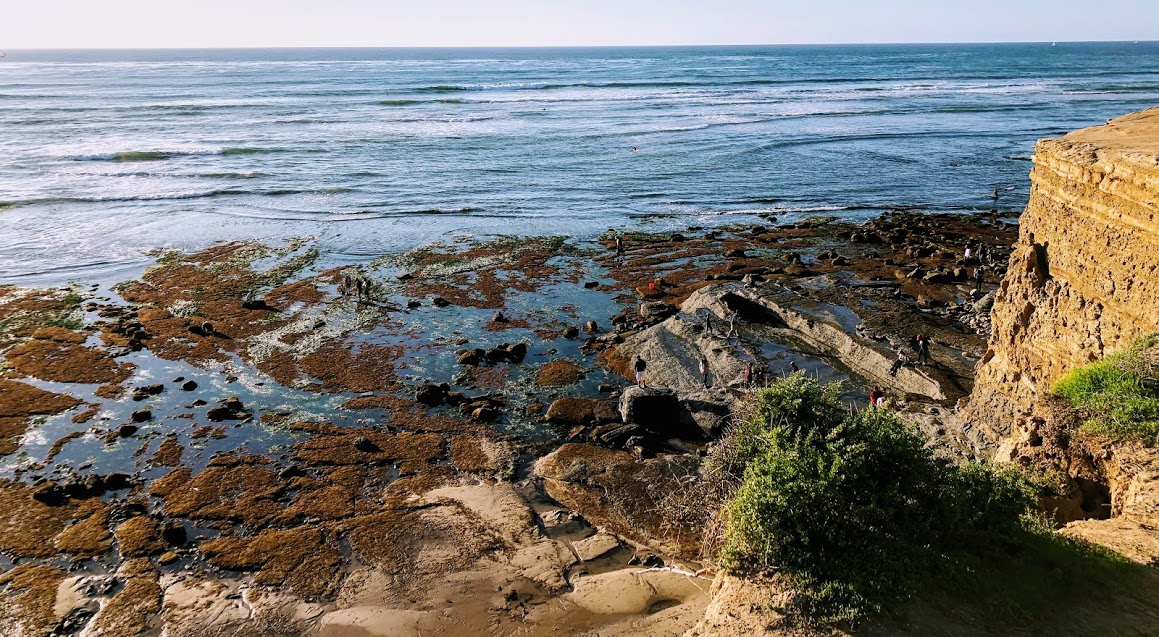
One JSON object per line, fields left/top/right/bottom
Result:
{"left": 634, "top": 355, "right": 647, "bottom": 388}
{"left": 727, "top": 310, "right": 739, "bottom": 341}
{"left": 699, "top": 355, "right": 710, "bottom": 388}
{"left": 869, "top": 385, "right": 883, "bottom": 409}
{"left": 916, "top": 335, "right": 931, "bottom": 365}
{"left": 614, "top": 232, "right": 624, "bottom": 258}
{"left": 744, "top": 362, "right": 753, "bottom": 389}
{"left": 702, "top": 312, "right": 712, "bottom": 337}
{"left": 974, "top": 266, "right": 985, "bottom": 294}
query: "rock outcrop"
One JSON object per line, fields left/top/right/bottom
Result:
{"left": 965, "top": 108, "right": 1159, "bottom": 557}
{"left": 968, "top": 108, "right": 1159, "bottom": 443}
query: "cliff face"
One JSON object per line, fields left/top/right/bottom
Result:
{"left": 968, "top": 108, "right": 1159, "bottom": 443}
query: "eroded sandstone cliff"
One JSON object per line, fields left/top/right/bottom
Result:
{"left": 968, "top": 108, "right": 1159, "bottom": 445}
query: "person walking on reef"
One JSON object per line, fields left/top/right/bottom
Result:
{"left": 614, "top": 232, "right": 624, "bottom": 258}
{"left": 974, "top": 266, "right": 985, "bottom": 294}
{"left": 869, "top": 385, "right": 883, "bottom": 410}
{"left": 702, "top": 312, "right": 712, "bottom": 337}
{"left": 699, "top": 355, "right": 710, "bottom": 388}
{"left": 727, "top": 309, "right": 739, "bottom": 341}
{"left": 354, "top": 276, "right": 366, "bottom": 303}
{"left": 916, "top": 335, "right": 931, "bottom": 365}
{"left": 743, "top": 362, "right": 753, "bottom": 389}
{"left": 634, "top": 355, "right": 647, "bottom": 388}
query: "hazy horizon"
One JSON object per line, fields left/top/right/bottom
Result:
{"left": 3, "top": 0, "right": 1157, "bottom": 49}
{"left": 3, "top": 41, "right": 1158, "bottom": 52}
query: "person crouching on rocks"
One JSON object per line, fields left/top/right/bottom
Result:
{"left": 869, "top": 385, "right": 883, "bottom": 409}
{"left": 699, "top": 355, "right": 710, "bottom": 388}
{"left": 889, "top": 350, "right": 910, "bottom": 377}
{"left": 634, "top": 355, "right": 647, "bottom": 388}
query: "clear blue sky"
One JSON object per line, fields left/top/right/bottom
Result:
{"left": 3, "top": 0, "right": 1157, "bottom": 49}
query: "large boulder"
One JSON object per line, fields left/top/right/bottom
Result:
{"left": 533, "top": 444, "right": 702, "bottom": 556}
{"left": 618, "top": 386, "right": 712, "bottom": 440}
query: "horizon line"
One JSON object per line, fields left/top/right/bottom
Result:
{"left": 2, "top": 39, "right": 1155, "bottom": 52}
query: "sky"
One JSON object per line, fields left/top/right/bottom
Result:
{"left": 3, "top": 0, "right": 1158, "bottom": 49}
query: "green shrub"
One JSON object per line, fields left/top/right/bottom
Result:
{"left": 1052, "top": 334, "right": 1159, "bottom": 444}
{"left": 718, "top": 373, "right": 1035, "bottom": 623}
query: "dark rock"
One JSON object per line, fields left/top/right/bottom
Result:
{"left": 241, "top": 298, "right": 270, "bottom": 311}
{"left": 130, "top": 410, "right": 152, "bottom": 423}
{"left": 583, "top": 281, "right": 600, "bottom": 289}
{"left": 397, "top": 272, "right": 414, "bottom": 282}
{"left": 223, "top": 397, "right": 244, "bottom": 412}
{"left": 598, "top": 384, "right": 614, "bottom": 393}
{"left": 445, "top": 391, "right": 467, "bottom": 406}
{"left": 491, "top": 311, "right": 508, "bottom": 323}
{"left": 457, "top": 349, "right": 484, "bottom": 366}
{"left": 563, "top": 326, "right": 580, "bottom": 339}
{"left": 207, "top": 406, "right": 241, "bottom": 422}
{"left": 582, "top": 320, "right": 598, "bottom": 334}
{"left": 669, "top": 233, "right": 687, "bottom": 242}
{"left": 131, "top": 384, "right": 164, "bottom": 401}
{"left": 277, "top": 465, "right": 307, "bottom": 480}
{"left": 160, "top": 521, "right": 188, "bottom": 547}
{"left": 471, "top": 407, "right": 499, "bottom": 422}
{"left": 508, "top": 342, "right": 528, "bottom": 363}
{"left": 32, "top": 483, "right": 69, "bottom": 506}
{"left": 431, "top": 296, "right": 451, "bottom": 308}
{"left": 104, "top": 473, "right": 134, "bottom": 492}
{"left": 724, "top": 248, "right": 747, "bottom": 258}
{"left": 484, "top": 347, "right": 511, "bottom": 364}
{"left": 181, "top": 380, "right": 198, "bottom": 391}
{"left": 118, "top": 424, "right": 139, "bottom": 438}
{"left": 406, "top": 299, "right": 422, "bottom": 309}
{"left": 416, "top": 383, "right": 448, "bottom": 407}
{"left": 354, "top": 436, "right": 380, "bottom": 453}
{"left": 619, "top": 386, "right": 707, "bottom": 440}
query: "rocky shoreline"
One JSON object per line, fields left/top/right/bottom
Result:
{"left": 0, "top": 210, "right": 1020, "bottom": 636}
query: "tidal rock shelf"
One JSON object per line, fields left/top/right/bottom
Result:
{"left": 0, "top": 205, "right": 1018, "bottom": 635}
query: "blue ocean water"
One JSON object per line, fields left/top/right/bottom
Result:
{"left": 1, "top": 43, "right": 1158, "bottom": 284}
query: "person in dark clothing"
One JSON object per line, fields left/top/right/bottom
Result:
{"left": 634, "top": 355, "right": 647, "bottom": 388}
{"left": 615, "top": 233, "right": 624, "bottom": 258}
{"left": 789, "top": 360, "right": 800, "bottom": 374}
{"left": 354, "top": 276, "right": 366, "bottom": 302}
{"left": 974, "top": 266, "right": 985, "bottom": 293}
{"left": 916, "top": 335, "right": 931, "bottom": 365}
{"left": 889, "top": 351, "right": 909, "bottom": 377}
{"left": 868, "top": 385, "right": 883, "bottom": 409}
{"left": 703, "top": 313, "right": 712, "bottom": 337}
{"left": 699, "top": 355, "right": 710, "bottom": 388}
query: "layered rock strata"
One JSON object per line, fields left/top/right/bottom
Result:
{"left": 968, "top": 108, "right": 1159, "bottom": 444}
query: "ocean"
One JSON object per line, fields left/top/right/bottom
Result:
{"left": 2, "top": 42, "right": 1158, "bottom": 284}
